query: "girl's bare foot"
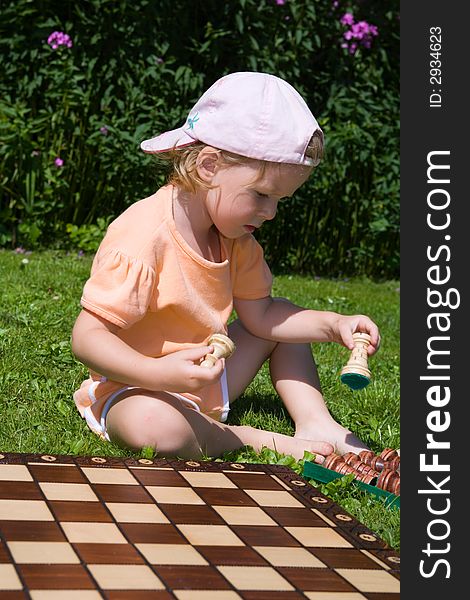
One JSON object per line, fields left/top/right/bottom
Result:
{"left": 233, "top": 425, "right": 333, "bottom": 463}
{"left": 294, "top": 420, "right": 369, "bottom": 456}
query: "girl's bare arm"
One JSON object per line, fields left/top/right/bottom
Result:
{"left": 233, "top": 296, "right": 380, "bottom": 354}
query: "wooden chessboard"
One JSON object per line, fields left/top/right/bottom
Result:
{"left": 0, "top": 452, "right": 400, "bottom": 599}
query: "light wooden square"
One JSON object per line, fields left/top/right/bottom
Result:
{"left": 30, "top": 592, "right": 103, "bottom": 599}
{"left": 335, "top": 569, "right": 400, "bottom": 593}
{"left": 245, "top": 489, "right": 304, "bottom": 507}
{"left": 81, "top": 467, "right": 138, "bottom": 485}
{"left": 254, "top": 546, "right": 326, "bottom": 567}
{"left": 0, "top": 499, "right": 54, "bottom": 521}
{"left": 8, "top": 541, "right": 80, "bottom": 564}
{"left": 136, "top": 543, "right": 208, "bottom": 565}
{"left": 174, "top": 592, "right": 242, "bottom": 600}
{"left": 217, "top": 566, "right": 294, "bottom": 591}
{"left": 105, "top": 502, "right": 169, "bottom": 523}
{"left": 285, "top": 527, "right": 353, "bottom": 547}
{"left": 39, "top": 482, "right": 98, "bottom": 502}
{"left": 177, "top": 524, "right": 244, "bottom": 546}
{"left": 0, "top": 464, "right": 33, "bottom": 481}
{"left": 88, "top": 564, "right": 165, "bottom": 590}
{"left": 61, "top": 522, "right": 127, "bottom": 544}
{"left": 180, "top": 471, "right": 237, "bottom": 488}
{"left": 213, "top": 506, "right": 277, "bottom": 526}
{"left": 146, "top": 485, "right": 204, "bottom": 504}
{"left": 0, "top": 564, "right": 22, "bottom": 591}
{"left": 304, "top": 593, "right": 367, "bottom": 600}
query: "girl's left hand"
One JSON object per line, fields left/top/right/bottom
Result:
{"left": 333, "top": 314, "right": 381, "bottom": 355}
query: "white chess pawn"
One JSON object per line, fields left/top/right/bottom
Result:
{"left": 200, "top": 333, "right": 236, "bottom": 368}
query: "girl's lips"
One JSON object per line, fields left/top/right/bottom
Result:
{"left": 244, "top": 225, "right": 257, "bottom": 233}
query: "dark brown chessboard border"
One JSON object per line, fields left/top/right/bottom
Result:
{"left": 0, "top": 452, "right": 400, "bottom": 599}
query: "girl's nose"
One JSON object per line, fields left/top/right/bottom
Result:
{"left": 262, "top": 198, "right": 278, "bottom": 220}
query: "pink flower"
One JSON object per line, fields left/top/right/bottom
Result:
{"left": 54, "top": 157, "right": 64, "bottom": 167}
{"left": 47, "top": 31, "right": 73, "bottom": 50}
{"left": 340, "top": 12, "right": 354, "bottom": 26}
{"left": 340, "top": 13, "right": 379, "bottom": 54}
{"left": 275, "top": 0, "right": 286, "bottom": 5}
{"left": 100, "top": 126, "right": 109, "bottom": 135}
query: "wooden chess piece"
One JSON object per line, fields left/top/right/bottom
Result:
{"left": 340, "top": 332, "right": 372, "bottom": 390}
{"left": 200, "top": 333, "right": 236, "bottom": 368}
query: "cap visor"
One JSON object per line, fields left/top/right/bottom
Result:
{"left": 140, "top": 127, "right": 196, "bottom": 153}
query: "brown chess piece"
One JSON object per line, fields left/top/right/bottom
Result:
{"left": 200, "top": 333, "right": 236, "bottom": 368}
{"left": 340, "top": 332, "right": 372, "bottom": 390}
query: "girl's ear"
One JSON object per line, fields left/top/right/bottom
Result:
{"left": 195, "top": 146, "right": 220, "bottom": 183}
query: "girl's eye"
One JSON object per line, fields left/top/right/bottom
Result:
{"left": 257, "top": 192, "right": 269, "bottom": 198}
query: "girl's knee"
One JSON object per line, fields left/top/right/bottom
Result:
{"left": 107, "top": 394, "right": 202, "bottom": 458}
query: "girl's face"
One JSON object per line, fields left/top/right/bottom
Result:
{"left": 205, "top": 160, "right": 312, "bottom": 239}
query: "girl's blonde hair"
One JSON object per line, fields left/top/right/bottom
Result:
{"left": 155, "top": 129, "right": 324, "bottom": 194}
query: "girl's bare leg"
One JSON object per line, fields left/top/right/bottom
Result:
{"left": 268, "top": 342, "right": 369, "bottom": 454}
{"left": 105, "top": 389, "right": 332, "bottom": 461}
{"left": 227, "top": 320, "right": 369, "bottom": 455}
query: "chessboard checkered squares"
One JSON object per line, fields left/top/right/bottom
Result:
{"left": 335, "top": 568, "right": 400, "bottom": 593}
{"left": 0, "top": 453, "right": 400, "bottom": 598}
{"left": 179, "top": 471, "right": 238, "bottom": 488}
{"left": 7, "top": 541, "right": 80, "bottom": 564}
{"left": 0, "top": 499, "right": 54, "bottom": 521}
{"left": 81, "top": 466, "right": 139, "bottom": 485}
{"left": 212, "top": 505, "right": 278, "bottom": 526}
{"left": 29, "top": 592, "right": 103, "bottom": 599}
{"left": 105, "top": 501, "right": 170, "bottom": 523}
{"left": 286, "top": 526, "right": 354, "bottom": 548}
{"left": 136, "top": 543, "right": 208, "bottom": 565}
{"left": 0, "top": 464, "right": 33, "bottom": 481}
{"left": 61, "top": 521, "right": 127, "bottom": 544}
{"left": 217, "top": 565, "right": 295, "bottom": 591}
{"left": 146, "top": 485, "right": 205, "bottom": 504}
{"left": 173, "top": 592, "right": 241, "bottom": 600}
{"left": 304, "top": 593, "right": 367, "bottom": 599}
{"left": 0, "top": 563, "right": 23, "bottom": 591}
{"left": 177, "top": 524, "right": 245, "bottom": 546}
{"left": 87, "top": 563, "right": 165, "bottom": 590}
{"left": 244, "top": 489, "right": 305, "bottom": 507}
{"left": 253, "top": 545, "right": 327, "bottom": 568}
{"left": 39, "top": 481, "right": 98, "bottom": 501}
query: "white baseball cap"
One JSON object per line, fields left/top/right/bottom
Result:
{"left": 140, "top": 71, "right": 321, "bottom": 166}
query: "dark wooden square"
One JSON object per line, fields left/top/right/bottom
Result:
{"left": 160, "top": 503, "right": 225, "bottom": 525}
{"left": 156, "top": 565, "right": 232, "bottom": 590}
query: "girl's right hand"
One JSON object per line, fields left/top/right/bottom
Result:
{"left": 153, "top": 346, "right": 225, "bottom": 393}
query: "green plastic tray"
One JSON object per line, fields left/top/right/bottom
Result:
{"left": 303, "top": 461, "right": 400, "bottom": 509}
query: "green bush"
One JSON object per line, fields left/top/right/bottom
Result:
{"left": 0, "top": 0, "right": 399, "bottom": 277}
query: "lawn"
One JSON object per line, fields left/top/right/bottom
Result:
{"left": 0, "top": 248, "right": 400, "bottom": 550}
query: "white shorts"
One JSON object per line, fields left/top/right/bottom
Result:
{"left": 81, "top": 370, "right": 230, "bottom": 442}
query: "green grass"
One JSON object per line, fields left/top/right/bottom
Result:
{"left": 0, "top": 248, "right": 400, "bottom": 550}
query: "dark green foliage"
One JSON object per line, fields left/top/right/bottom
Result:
{"left": 0, "top": 0, "right": 399, "bottom": 277}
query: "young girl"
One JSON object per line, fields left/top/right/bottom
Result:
{"left": 72, "top": 72, "right": 380, "bottom": 462}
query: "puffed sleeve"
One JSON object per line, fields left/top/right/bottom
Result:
{"left": 231, "top": 235, "right": 273, "bottom": 299}
{"left": 80, "top": 248, "right": 156, "bottom": 328}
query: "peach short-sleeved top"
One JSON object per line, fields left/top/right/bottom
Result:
{"left": 75, "top": 184, "right": 272, "bottom": 424}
